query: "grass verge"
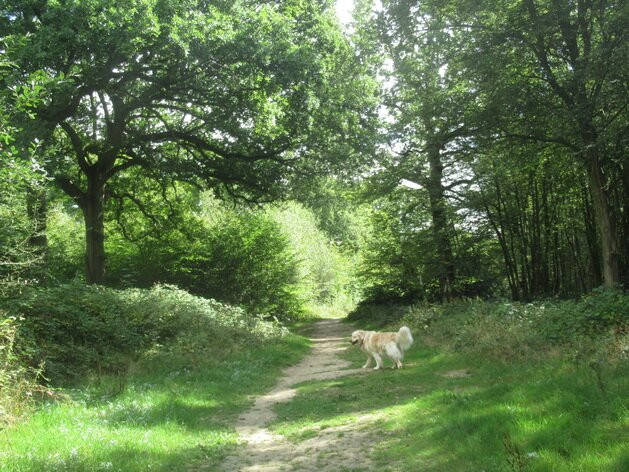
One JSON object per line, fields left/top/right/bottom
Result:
{"left": 0, "top": 334, "right": 310, "bottom": 472}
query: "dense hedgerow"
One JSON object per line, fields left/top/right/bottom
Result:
{"left": 349, "top": 287, "right": 629, "bottom": 362}
{"left": 1, "top": 283, "right": 288, "bottom": 386}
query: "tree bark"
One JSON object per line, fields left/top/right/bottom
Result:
{"left": 81, "top": 175, "right": 106, "bottom": 284}
{"left": 621, "top": 162, "right": 629, "bottom": 286}
{"left": 579, "top": 121, "right": 621, "bottom": 287}
{"left": 26, "top": 184, "right": 48, "bottom": 256}
{"left": 586, "top": 159, "right": 620, "bottom": 287}
{"left": 426, "top": 142, "right": 455, "bottom": 300}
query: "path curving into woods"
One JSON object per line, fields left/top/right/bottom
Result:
{"left": 212, "top": 318, "right": 377, "bottom": 471}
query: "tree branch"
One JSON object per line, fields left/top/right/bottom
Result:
{"left": 59, "top": 121, "right": 90, "bottom": 173}
{"left": 54, "top": 175, "right": 85, "bottom": 206}
{"left": 136, "top": 130, "right": 292, "bottom": 162}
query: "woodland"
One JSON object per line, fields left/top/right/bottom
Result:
{"left": 0, "top": 0, "right": 628, "bottom": 470}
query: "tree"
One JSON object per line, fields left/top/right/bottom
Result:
{"left": 2, "top": 0, "right": 378, "bottom": 283}
{"left": 455, "top": 0, "right": 629, "bottom": 287}
{"left": 0, "top": 54, "right": 48, "bottom": 285}
{"left": 373, "top": 1, "right": 477, "bottom": 299}
{"left": 369, "top": 0, "right": 628, "bottom": 296}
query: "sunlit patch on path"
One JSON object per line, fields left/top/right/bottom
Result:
{"left": 439, "top": 369, "right": 472, "bottom": 378}
{"left": 206, "top": 319, "right": 374, "bottom": 471}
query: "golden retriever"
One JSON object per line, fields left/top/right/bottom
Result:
{"left": 351, "top": 326, "right": 413, "bottom": 369}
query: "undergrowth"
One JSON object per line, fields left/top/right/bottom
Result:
{"left": 348, "top": 287, "right": 629, "bottom": 364}
{"left": 0, "top": 282, "right": 289, "bottom": 426}
{"left": 0, "top": 282, "right": 310, "bottom": 471}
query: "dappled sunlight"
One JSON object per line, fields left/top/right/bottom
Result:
{"left": 0, "top": 338, "right": 311, "bottom": 471}
{"left": 268, "top": 342, "right": 629, "bottom": 471}
{"left": 218, "top": 319, "right": 377, "bottom": 471}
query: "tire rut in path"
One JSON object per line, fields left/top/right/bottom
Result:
{"left": 214, "top": 318, "right": 377, "bottom": 471}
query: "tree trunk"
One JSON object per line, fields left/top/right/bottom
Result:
{"left": 82, "top": 176, "right": 106, "bottom": 284}
{"left": 622, "top": 163, "right": 629, "bottom": 287}
{"left": 426, "top": 142, "right": 455, "bottom": 300}
{"left": 26, "top": 184, "right": 48, "bottom": 256}
{"left": 584, "top": 147, "right": 620, "bottom": 287}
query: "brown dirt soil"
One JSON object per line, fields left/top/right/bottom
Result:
{"left": 210, "top": 318, "right": 379, "bottom": 471}
{"left": 440, "top": 369, "right": 472, "bottom": 378}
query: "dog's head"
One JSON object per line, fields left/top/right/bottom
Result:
{"left": 351, "top": 330, "right": 365, "bottom": 346}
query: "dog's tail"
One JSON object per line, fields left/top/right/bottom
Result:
{"left": 396, "top": 326, "right": 414, "bottom": 350}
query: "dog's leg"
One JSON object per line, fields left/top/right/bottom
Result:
{"left": 372, "top": 353, "right": 383, "bottom": 370}
{"left": 385, "top": 344, "right": 403, "bottom": 369}
{"left": 362, "top": 355, "right": 373, "bottom": 369}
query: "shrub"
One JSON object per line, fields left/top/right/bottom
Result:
{"left": 1, "top": 283, "right": 288, "bottom": 383}
{"left": 539, "top": 287, "right": 629, "bottom": 340}
{"left": 172, "top": 212, "right": 302, "bottom": 320}
{"left": 0, "top": 314, "right": 47, "bottom": 426}
{"left": 347, "top": 302, "right": 410, "bottom": 327}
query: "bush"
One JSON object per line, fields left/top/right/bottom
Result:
{"left": 0, "top": 314, "right": 47, "bottom": 426}
{"left": 347, "top": 302, "right": 410, "bottom": 327}
{"left": 172, "top": 212, "right": 302, "bottom": 320}
{"left": 1, "top": 283, "right": 288, "bottom": 383}
{"left": 47, "top": 195, "right": 355, "bottom": 320}
{"left": 539, "top": 287, "right": 629, "bottom": 340}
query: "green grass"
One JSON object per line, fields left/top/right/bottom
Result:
{"left": 269, "top": 330, "right": 629, "bottom": 471}
{"left": 3, "top": 305, "right": 627, "bottom": 471}
{"left": 0, "top": 334, "right": 310, "bottom": 472}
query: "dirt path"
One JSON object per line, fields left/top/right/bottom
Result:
{"left": 215, "top": 318, "right": 378, "bottom": 471}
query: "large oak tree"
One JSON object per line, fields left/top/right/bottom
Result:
{"left": 2, "top": 0, "right": 378, "bottom": 283}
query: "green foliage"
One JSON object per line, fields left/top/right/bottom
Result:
{"left": 1, "top": 283, "right": 288, "bottom": 383}
{"left": 173, "top": 210, "right": 302, "bottom": 320}
{"left": 43, "top": 194, "right": 305, "bottom": 319}
{"left": 357, "top": 190, "right": 428, "bottom": 302}
{"left": 45, "top": 203, "right": 85, "bottom": 281}
{"left": 540, "top": 287, "right": 629, "bottom": 340}
{"left": 358, "top": 0, "right": 629, "bottom": 297}
{"left": 44, "top": 191, "right": 359, "bottom": 321}
{"left": 0, "top": 84, "right": 46, "bottom": 286}
{"left": 350, "top": 288, "right": 629, "bottom": 362}
{"left": 0, "top": 314, "right": 47, "bottom": 426}
{"left": 357, "top": 188, "right": 502, "bottom": 303}
{"left": 0, "top": 160, "right": 49, "bottom": 288}
{"left": 3, "top": 0, "right": 380, "bottom": 283}
{"left": 268, "top": 202, "right": 359, "bottom": 309}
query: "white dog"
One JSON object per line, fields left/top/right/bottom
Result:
{"left": 351, "top": 326, "right": 413, "bottom": 369}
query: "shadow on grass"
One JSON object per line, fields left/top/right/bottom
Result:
{"left": 104, "top": 394, "right": 232, "bottom": 431}
{"left": 270, "top": 345, "right": 629, "bottom": 471}
{"left": 0, "top": 335, "right": 311, "bottom": 472}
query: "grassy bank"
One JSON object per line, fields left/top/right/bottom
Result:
{"left": 0, "top": 283, "right": 312, "bottom": 471}
{"left": 270, "top": 343, "right": 628, "bottom": 471}
{"left": 0, "top": 333, "right": 310, "bottom": 471}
